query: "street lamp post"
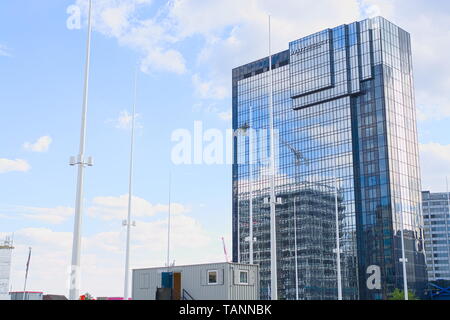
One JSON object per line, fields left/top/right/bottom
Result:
{"left": 69, "top": 0, "right": 93, "bottom": 300}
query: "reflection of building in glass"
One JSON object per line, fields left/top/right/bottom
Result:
{"left": 232, "top": 16, "right": 427, "bottom": 300}
{"left": 422, "top": 191, "right": 450, "bottom": 281}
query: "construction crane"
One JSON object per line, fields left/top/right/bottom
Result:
{"left": 221, "top": 237, "right": 229, "bottom": 263}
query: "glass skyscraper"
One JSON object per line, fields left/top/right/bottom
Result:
{"left": 422, "top": 191, "right": 450, "bottom": 281}
{"left": 232, "top": 16, "right": 427, "bottom": 300}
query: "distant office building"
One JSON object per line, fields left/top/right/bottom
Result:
{"left": 43, "top": 294, "right": 68, "bottom": 300}
{"left": 10, "top": 291, "right": 43, "bottom": 300}
{"left": 132, "top": 262, "right": 259, "bottom": 300}
{"left": 0, "top": 237, "right": 14, "bottom": 300}
{"left": 422, "top": 191, "right": 450, "bottom": 281}
{"left": 232, "top": 16, "right": 427, "bottom": 300}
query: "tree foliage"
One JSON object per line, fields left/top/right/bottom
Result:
{"left": 79, "top": 292, "right": 95, "bottom": 300}
{"left": 388, "top": 288, "right": 419, "bottom": 300}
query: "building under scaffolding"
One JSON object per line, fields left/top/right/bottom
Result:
{"left": 0, "top": 237, "right": 14, "bottom": 300}
{"left": 237, "top": 181, "right": 358, "bottom": 300}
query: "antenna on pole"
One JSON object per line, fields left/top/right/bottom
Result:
{"left": 123, "top": 64, "right": 139, "bottom": 301}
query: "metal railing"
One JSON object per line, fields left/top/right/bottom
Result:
{"left": 182, "top": 289, "right": 195, "bottom": 300}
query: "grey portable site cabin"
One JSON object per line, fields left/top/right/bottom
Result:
{"left": 132, "top": 262, "right": 259, "bottom": 300}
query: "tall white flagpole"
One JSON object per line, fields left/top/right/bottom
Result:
{"left": 167, "top": 173, "right": 172, "bottom": 271}
{"left": 124, "top": 66, "right": 138, "bottom": 300}
{"left": 268, "top": 15, "right": 278, "bottom": 300}
{"left": 69, "top": 0, "right": 93, "bottom": 300}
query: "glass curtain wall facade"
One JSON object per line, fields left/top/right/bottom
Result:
{"left": 422, "top": 191, "right": 450, "bottom": 281}
{"left": 232, "top": 16, "right": 427, "bottom": 300}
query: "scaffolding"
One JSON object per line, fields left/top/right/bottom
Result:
{"left": 237, "top": 180, "right": 358, "bottom": 300}
{"left": 0, "top": 236, "right": 14, "bottom": 300}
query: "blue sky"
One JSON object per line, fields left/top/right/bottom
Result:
{"left": 1, "top": 0, "right": 450, "bottom": 297}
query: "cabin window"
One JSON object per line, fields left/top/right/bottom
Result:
{"left": 208, "top": 270, "right": 218, "bottom": 285}
{"left": 239, "top": 270, "right": 249, "bottom": 284}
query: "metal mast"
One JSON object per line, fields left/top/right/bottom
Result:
{"left": 293, "top": 199, "right": 299, "bottom": 300}
{"left": 249, "top": 107, "right": 254, "bottom": 265}
{"left": 69, "top": 0, "right": 94, "bottom": 300}
{"left": 167, "top": 173, "right": 172, "bottom": 271}
{"left": 124, "top": 66, "right": 138, "bottom": 300}
{"left": 399, "top": 207, "right": 409, "bottom": 299}
{"left": 268, "top": 15, "right": 278, "bottom": 300}
{"left": 334, "top": 173, "right": 342, "bottom": 300}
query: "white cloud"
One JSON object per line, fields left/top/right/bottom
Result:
{"left": 218, "top": 110, "right": 232, "bottom": 122}
{"left": 87, "top": 194, "right": 190, "bottom": 221}
{"left": 72, "top": 0, "right": 362, "bottom": 95}
{"left": 192, "top": 74, "right": 227, "bottom": 100}
{"left": 106, "top": 110, "right": 143, "bottom": 130}
{"left": 0, "top": 44, "right": 12, "bottom": 57}
{"left": 0, "top": 159, "right": 31, "bottom": 174}
{"left": 172, "top": 0, "right": 361, "bottom": 100}
{"left": 420, "top": 142, "right": 450, "bottom": 192}
{"left": 23, "top": 136, "right": 52, "bottom": 152}
{"left": 140, "top": 47, "right": 186, "bottom": 74}
{"left": 71, "top": 0, "right": 450, "bottom": 119}
{"left": 0, "top": 205, "right": 74, "bottom": 224}
{"left": 132, "top": 215, "right": 211, "bottom": 250}
{"left": 74, "top": 0, "right": 186, "bottom": 74}
{"left": 99, "top": 5, "right": 130, "bottom": 37}
{"left": 23, "top": 206, "right": 74, "bottom": 224}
